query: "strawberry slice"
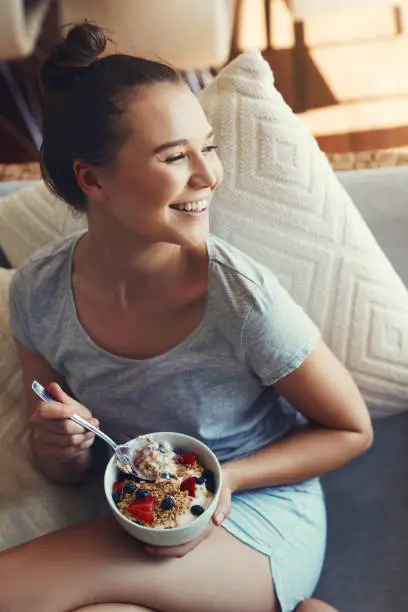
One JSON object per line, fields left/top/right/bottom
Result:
{"left": 113, "top": 481, "right": 125, "bottom": 493}
{"left": 179, "top": 452, "right": 197, "bottom": 466}
{"left": 131, "top": 507, "right": 153, "bottom": 523}
{"left": 128, "top": 496, "right": 154, "bottom": 523}
{"left": 180, "top": 476, "right": 196, "bottom": 497}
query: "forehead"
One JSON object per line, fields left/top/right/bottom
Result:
{"left": 123, "top": 82, "right": 211, "bottom": 148}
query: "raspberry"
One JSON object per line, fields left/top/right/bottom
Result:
{"left": 112, "top": 481, "right": 125, "bottom": 493}
{"left": 179, "top": 452, "right": 197, "bottom": 466}
{"left": 180, "top": 476, "right": 196, "bottom": 497}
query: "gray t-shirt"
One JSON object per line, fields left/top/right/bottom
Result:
{"left": 9, "top": 233, "right": 320, "bottom": 462}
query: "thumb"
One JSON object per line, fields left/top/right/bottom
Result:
{"left": 45, "top": 383, "right": 97, "bottom": 425}
{"left": 47, "top": 382, "right": 77, "bottom": 407}
{"left": 212, "top": 486, "right": 231, "bottom": 526}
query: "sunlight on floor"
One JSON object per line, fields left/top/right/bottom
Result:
{"left": 300, "top": 97, "right": 408, "bottom": 137}
{"left": 257, "top": 1, "right": 408, "bottom": 149}
{"left": 309, "top": 38, "right": 408, "bottom": 102}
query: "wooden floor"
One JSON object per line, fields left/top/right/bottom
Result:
{"left": 238, "top": 0, "right": 408, "bottom": 153}
{"left": 2, "top": 0, "right": 408, "bottom": 162}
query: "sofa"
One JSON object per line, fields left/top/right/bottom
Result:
{"left": 0, "top": 162, "right": 407, "bottom": 611}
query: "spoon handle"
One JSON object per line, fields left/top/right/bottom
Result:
{"left": 31, "top": 380, "right": 119, "bottom": 453}
{"left": 69, "top": 413, "right": 119, "bottom": 452}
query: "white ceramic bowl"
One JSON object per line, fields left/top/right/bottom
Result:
{"left": 104, "top": 432, "right": 222, "bottom": 547}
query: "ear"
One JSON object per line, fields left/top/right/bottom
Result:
{"left": 73, "top": 160, "right": 106, "bottom": 204}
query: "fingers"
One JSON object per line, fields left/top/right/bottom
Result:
{"left": 29, "top": 381, "right": 98, "bottom": 461}
{"left": 41, "top": 383, "right": 94, "bottom": 421}
{"left": 145, "top": 523, "right": 213, "bottom": 558}
{"left": 212, "top": 486, "right": 232, "bottom": 526}
{"left": 31, "top": 407, "right": 99, "bottom": 434}
{"left": 31, "top": 428, "right": 95, "bottom": 447}
{"left": 47, "top": 382, "right": 80, "bottom": 407}
{"left": 36, "top": 440, "right": 94, "bottom": 459}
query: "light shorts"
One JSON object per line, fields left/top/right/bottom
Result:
{"left": 222, "top": 478, "right": 326, "bottom": 612}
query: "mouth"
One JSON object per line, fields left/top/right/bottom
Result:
{"left": 169, "top": 199, "right": 209, "bottom": 216}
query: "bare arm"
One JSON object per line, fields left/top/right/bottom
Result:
{"left": 15, "top": 337, "right": 97, "bottom": 484}
{"left": 224, "top": 341, "right": 374, "bottom": 493}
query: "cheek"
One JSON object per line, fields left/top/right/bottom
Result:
{"left": 123, "top": 166, "right": 183, "bottom": 202}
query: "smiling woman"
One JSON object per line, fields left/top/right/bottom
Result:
{"left": 40, "top": 24, "right": 221, "bottom": 252}
{"left": 0, "top": 21, "right": 370, "bottom": 612}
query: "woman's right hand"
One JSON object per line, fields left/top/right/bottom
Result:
{"left": 30, "top": 382, "right": 99, "bottom": 462}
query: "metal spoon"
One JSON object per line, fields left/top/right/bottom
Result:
{"left": 31, "top": 380, "right": 150, "bottom": 480}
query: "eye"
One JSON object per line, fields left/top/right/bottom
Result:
{"left": 165, "top": 144, "right": 218, "bottom": 164}
{"left": 165, "top": 153, "right": 186, "bottom": 163}
{"left": 203, "top": 145, "right": 219, "bottom": 153}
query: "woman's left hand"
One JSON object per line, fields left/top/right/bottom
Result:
{"left": 145, "top": 470, "right": 233, "bottom": 559}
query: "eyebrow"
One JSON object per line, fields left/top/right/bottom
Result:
{"left": 153, "top": 129, "right": 214, "bottom": 154}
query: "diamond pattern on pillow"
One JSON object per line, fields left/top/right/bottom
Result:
{"left": 199, "top": 51, "right": 408, "bottom": 416}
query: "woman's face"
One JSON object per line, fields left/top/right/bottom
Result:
{"left": 83, "top": 82, "right": 223, "bottom": 248}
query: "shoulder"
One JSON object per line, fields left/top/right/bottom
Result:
{"left": 207, "top": 238, "right": 321, "bottom": 385}
{"left": 8, "top": 232, "right": 83, "bottom": 353}
{"left": 207, "top": 234, "right": 281, "bottom": 307}
{"left": 207, "top": 233, "right": 319, "bottom": 346}
{"left": 9, "top": 232, "right": 83, "bottom": 317}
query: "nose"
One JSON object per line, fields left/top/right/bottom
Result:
{"left": 188, "top": 154, "right": 217, "bottom": 190}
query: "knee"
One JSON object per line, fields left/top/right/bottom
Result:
{"left": 296, "top": 598, "right": 339, "bottom": 612}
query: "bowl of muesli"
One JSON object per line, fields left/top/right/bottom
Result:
{"left": 104, "top": 432, "right": 223, "bottom": 546}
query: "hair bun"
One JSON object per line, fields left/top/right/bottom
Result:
{"left": 60, "top": 22, "right": 107, "bottom": 66}
{"left": 39, "top": 22, "right": 108, "bottom": 98}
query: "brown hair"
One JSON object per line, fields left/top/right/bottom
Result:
{"left": 39, "top": 22, "right": 182, "bottom": 212}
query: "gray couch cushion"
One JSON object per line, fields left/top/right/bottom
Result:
{"left": 316, "top": 411, "right": 408, "bottom": 611}
{"left": 338, "top": 166, "right": 408, "bottom": 288}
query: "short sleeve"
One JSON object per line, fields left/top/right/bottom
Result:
{"left": 8, "top": 267, "right": 38, "bottom": 353}
{"left": 242, "top": 268, "right": 320, "bottom": 386}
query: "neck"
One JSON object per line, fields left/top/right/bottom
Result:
{"left": 83, "top": 215, "right": 185, "bottom": 291}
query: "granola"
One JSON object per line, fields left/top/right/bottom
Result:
{"left": 112, "top": 447, "right": 216, "bottom": 529}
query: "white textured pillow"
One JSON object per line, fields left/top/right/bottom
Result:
{"left": 0, "top": 269, "right": 101, "bottom": 551}
{"left": 199, "top": 51, "right": 408, "bottom": 417}
{"left": 0, "top": 182, "right": 86, "bottom": 268}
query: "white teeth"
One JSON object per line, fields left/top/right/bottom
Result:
{"left": 171, "top": 200, "right": 208, "bottom": 212}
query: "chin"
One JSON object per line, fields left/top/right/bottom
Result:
{"left": 171, "top": 220, "right": 210, "bottom": 249}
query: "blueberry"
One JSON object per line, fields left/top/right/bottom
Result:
{"left": 112, "top": 492, "right": 122, "bottom": 504}
{"left": 118, "top": 470, "right": 142, "bottom": 484}
{"left": 158, "top": 443, "right": 166, "bottom": 452}
{"left": 123, "top": 483, "right": 137, "bottom": 495}
{"left": 190, "top": 505, "right": 204, "bottom": 516}
{"left": 161, "top": 472, "right": 175, "bottom": 480}
{"left": 205, "top": 475, "right": 215, "bottom": 494}
{"left": 135, "top": 489, "right": 150, "bottom": 499}
{"left": 201, "top": 469, "right": 215, "bottom": 493}
{"left": 117, "top": 470, "right": 129, "bottom": 482}
{"left": 195, "top": 476, "right": 205, "bottom": 485}
{"left": 161, "top": 495, "right": 175, "bottom": 510}
{"left": 202, "top": 469, "right": 214, "bottom": 480}
{"left": 173, "top": 447, "right": 182, "bottom": 455}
